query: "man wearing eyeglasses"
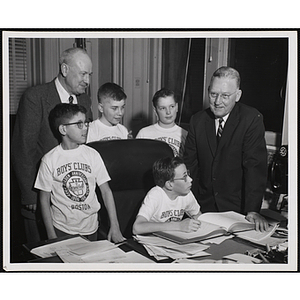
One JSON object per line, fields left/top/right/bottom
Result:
{"left": 12, "top": 47, "right": 93, "bottom": 243}
{"left": 184, "top": 66, "right": 269, "bottom": 231}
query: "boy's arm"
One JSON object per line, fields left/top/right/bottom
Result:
{"left": 190, "top": 208, "right": 202, "bottom": 220}
{"left": 39, "top": 190, "right": 57, "bottom": 240}
{"left": 132, "top": 215, "right": 201, "bottom": 235}
{"left": 99, "top": 182, "right": 125, "bottom": 243}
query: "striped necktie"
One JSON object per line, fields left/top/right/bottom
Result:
{"left": 217, "top": 118, "right": 224, "bottom": 143}
{"left": 69, "top": 95, "right": 74, "bottom": 104}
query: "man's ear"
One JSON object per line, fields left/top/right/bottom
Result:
{"left": 58, "top": 124, "right": 66, "bottom": 136}
{"left": 235, "top": 89, "right": 242, "bottom": 103}
{"left": 61, "top": 63, "right": 69, "bottom": 77}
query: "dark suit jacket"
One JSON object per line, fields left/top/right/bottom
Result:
{"left": 11, "top": 79, "right": 92, "bottom": 208}
{"left": 184, "top": 102, "right": 268, "bottom": 214}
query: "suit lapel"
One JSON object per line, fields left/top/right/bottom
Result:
{"left": 45, "top": 80, "right": 61, "bottom": 113}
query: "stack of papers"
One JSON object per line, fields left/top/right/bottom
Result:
{"left": 31, "top": 236, "right": 92, "bottom": 258}
{"left": 31, "top": 236, "right": 154, "bottom": 263}
{"left": 135, "top": 235, "right": 210, "bottom": 261}
{"left": 56, "top": 240, "right": 127, "bottom": 263}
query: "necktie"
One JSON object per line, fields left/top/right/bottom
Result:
{"left": 217, "top": 118, "right": 224, "bottom": 143}
{"left": 69, "top": 95, "right": 74, "bottom": 104}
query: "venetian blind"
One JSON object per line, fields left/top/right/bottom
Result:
{"left": 9, "top": 38, "right": 28, "bottom": 114}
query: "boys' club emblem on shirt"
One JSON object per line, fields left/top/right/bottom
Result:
{"left": 62, "top": 171, "right": 89, "bottom": 202}
{"left": 168, "top": 144, "right": 179, "bottom": 157}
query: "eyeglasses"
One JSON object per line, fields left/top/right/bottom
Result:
{"left": 62, "top": 121, "right": 89, "bottom": 129}
{"left": 209, "top": 90, "right": 238, "bottom": 101}
{"left": 173, "top": 170, "right": 190, "bottom": 182}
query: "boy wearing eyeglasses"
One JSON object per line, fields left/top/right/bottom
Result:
{"left": 34, "top": 103, "right": 125, "bottom": 243}
{"left": 132, "top": 156, "right": 201, "bottom": 235}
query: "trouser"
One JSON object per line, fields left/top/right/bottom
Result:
{"left": 21, "top": 207, "right": 47, "bottom": 243}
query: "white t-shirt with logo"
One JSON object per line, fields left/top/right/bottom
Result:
{"left": 87, "top": 119, "right": 129, "bottom": 143}
{"left": 137, "top": 186, "right": 200, "bottom": 223}
{"left": 136, "top": 123, "right": 188, "bottom": 157}
{"left": 34, "top": 144, "right": 110, "bottom": 235}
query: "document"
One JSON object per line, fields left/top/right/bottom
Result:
{"left": 30, "top": 236, "right": 91, "bottom": 258}
{"left": 135, "top": 234, "right": 210, "bottom": 260}
{"left": 153, "top": 211, "right": 278, "bottom": 244}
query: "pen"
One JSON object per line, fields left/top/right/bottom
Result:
{"left": 185, "top": 211, "right": 194, "bottom": 219}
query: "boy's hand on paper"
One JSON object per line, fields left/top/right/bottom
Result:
{"left": 245, "top": 212, "right": 269, "bottom": 232}
{"left": 107, "top": 226, "right": 126, "bottom": 244}
{"left": 180, "top": 218, "right": 201, "bottom": 233}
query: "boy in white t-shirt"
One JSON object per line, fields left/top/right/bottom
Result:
{"left": 34, "top": 103, "right": 125, "bottom": 242}
{"left": 136, "top": 88, "right": 187, "bottom": 157}
{"left": 87, "top": 82, "right": 131, "bottom": 143}
{"left": 132, "top": 156, "right": 201, "bottom": 235}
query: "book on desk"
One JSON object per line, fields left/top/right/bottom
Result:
{"left": 153, "top": 211, "right": 278, "bottom": 245}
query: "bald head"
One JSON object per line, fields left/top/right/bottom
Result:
{"left": 210, "top": 66, "right": 241, "bottom": 89}
{"left": 58, "top": 47, "right": 92, "bottom": 95}
{"left": 59, "top": 48, "right": 89, "bottom": 66}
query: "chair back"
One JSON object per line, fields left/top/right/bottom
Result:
{"left": 88, "top": 139, "right": 174, "bottom": 238}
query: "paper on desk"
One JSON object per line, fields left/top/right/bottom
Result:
{"left": 140, "top": 242, "right": 210, "bottom": 260}
{"left": 235, "top": 224, "right": 279, "bottom": 243}
{"left": 30, "top": 236, "right": 91, "bottom": 258}
{"left": 200, "top": 234, "right": 233, "bottom": 245}
{"left": 57, "top": 246, "right": 127, "bottom": 263}
{"left": 57, "top": 241, "right": 155, "bottom": 263}
{"left": 114, "top": 251, "right": 155, "bottom": 263}
{"left": 135, "top": 235, "right": 209, "bottom": 254}
{"left": 55, "top": 240, "right": 125, "bottom": 263}
{"left": 67, "top": 239, "right": 118, "bottom": 256}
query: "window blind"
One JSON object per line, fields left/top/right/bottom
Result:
{"left": 9, "top": 38, "right": 28, "bottom": 114}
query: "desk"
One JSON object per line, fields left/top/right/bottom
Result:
{"left": 24, "top": 235, "right": 265, "bottom": 264}
{"left": 23, "top": 209, "right": 287, "bottom": 264}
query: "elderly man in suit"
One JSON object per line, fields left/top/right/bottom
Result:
{"left": 12, "top": 47, "right": 93, "bottom": 242}
{"left": 184, "top": 66, "right": 269, "bottom": 231}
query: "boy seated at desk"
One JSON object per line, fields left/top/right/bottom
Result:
{"left": 34, "top": 103, "right": 125, "bottom": 243}
{"left": 133, "top": 156, "right": 202, "bottom": 235}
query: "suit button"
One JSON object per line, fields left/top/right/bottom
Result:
{"left": 212, "top": 177, "right": 216, "bottom": 181}
{"left": 215, "top": 192, "right": 218, "bottom": 196}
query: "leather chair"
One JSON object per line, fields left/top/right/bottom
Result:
{"left": 87, "top": 139, "right": 174, "bottom": 238}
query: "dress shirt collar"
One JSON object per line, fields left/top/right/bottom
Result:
{"left": 215, "top": 113, "right": 229, "bottom": 134}
{"left": 55, "top": 77, "right": 77, "bottom": 104}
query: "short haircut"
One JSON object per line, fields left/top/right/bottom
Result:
{"left": 153, "top": 156, "right": 184, "bottom": 187}
{"left": 210, "top": 66, "right": 241, "bottom": 89}
{"left": 59, "top": 47, "right": 88, "bottom": 66}
{"left": 49, "top": 103, "right": 87, "bottom": 140}
{"left": 152, "top": 88, "right": 177, "bottom": 108}
{"left": 97, "top": 82, "right": 127, "bottom": 103}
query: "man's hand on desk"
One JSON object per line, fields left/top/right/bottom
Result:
{"left": 246, "top": 212, "right": 269, "bottom": 232}
{"left": 107, "top": 226, "right": 126, "bottom": 244}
